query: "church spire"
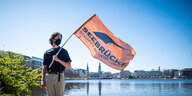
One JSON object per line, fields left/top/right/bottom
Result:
{"left": 87, "top": 62, "right": 89, "bottom": 73}
{"left": 98, "top": 62, "right": 101, "bottom": 74}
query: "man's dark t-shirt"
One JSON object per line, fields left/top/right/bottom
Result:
{"left": 43, "top": 47, "right": 71, "bottom": 72}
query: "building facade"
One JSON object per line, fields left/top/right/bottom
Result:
{"left": 120, "top": 70, "right": 131, "bottom": 78}
{"left": 134, "top": 70, "right": 146, "bottom": 77}
{"left": 180, "top": 68, "right": 192, "bottom": 79}
{"left": 32, "top": 56, "right": 43, "bottom": 67}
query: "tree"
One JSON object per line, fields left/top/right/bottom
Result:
{"left": 64, "top": 68, "right": 79, "bottom": 78}
{"left": 0, "top": 51, "right": 41, "bottom": 95}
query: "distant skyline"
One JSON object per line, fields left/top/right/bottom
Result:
{"left": 0, "top": 0, "right": 192, "bottom": 73}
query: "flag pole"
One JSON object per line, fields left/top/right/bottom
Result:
{"left": 48, "top": 33, "right": 74, "bottom": 68}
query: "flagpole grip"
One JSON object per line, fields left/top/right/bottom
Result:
{"left": 48, "top": 33, "right": 74, "bottom": 68}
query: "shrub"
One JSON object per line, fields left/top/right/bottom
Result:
{"left": 0, "top": 51, "right": 41, "bottom": 95}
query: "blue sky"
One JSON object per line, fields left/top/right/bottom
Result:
{"left": 0, "top": 0, "right": 192, "bottom": 73}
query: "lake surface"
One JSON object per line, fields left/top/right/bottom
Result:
{"left": 33, "top": 79, "right": 192, "bottom": 96}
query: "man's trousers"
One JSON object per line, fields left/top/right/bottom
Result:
{"left": 45, "top": 73, "right": 66, "bottom": 96}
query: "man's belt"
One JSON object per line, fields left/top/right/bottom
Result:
{"left": 47, "top": 71, "right": 64, "bottom": 82}
{"left": 48, "top": 71, "right": 64, "bottom": 74}
{"left": 48, "top": 72, "right": 60, "bottom": 74}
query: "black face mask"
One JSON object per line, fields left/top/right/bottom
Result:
{"left": 54, "top": 39, "right": 61, "bottom": 46}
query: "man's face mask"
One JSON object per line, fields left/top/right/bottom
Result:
{"left": 54, "top": 39, "right": 61, "bottom": 46}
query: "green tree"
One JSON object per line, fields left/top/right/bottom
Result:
{"left": 0, "top": 51, "right": 41, "bottom": 96}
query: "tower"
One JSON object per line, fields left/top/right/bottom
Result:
{"left": 159, "top": 66, "right": 161, "bottom": 72}
{"left": 87, "top": 62, "right": 89, "bottom": 73}
{"left": 98, "top": 62, "right": 101, "bottom": 74}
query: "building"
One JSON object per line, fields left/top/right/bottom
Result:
{"left": 75, "top": 69, "right": 87, "bottom": 76}
{"left": 180, "top": 68, "right": 192, "bottom": 79}
{"left": 23, "top": 55, "right": 32, "bottom": 65}
{"left": 120, "top": 70, "right": 131, "bottom": 78}
{"left": 90, "top": 72, "right": 100, "bottom": 78}
{"left": 112, "top": 73, "right": 120, "bottom": 79}
{"left": 133, "top": 70, "right": 149, "bottom": 78}
{"left": 100, "top": 72, "right": 112, "bottom": 78}
{"left": 134, "top": 70, "right": 146, "bottom": 77}
{"left": 162, "top": 69, "right": 180, "bottom": 78}
{"left": 170, "top": 69, "right": 179, "bottom": 78}
{"left": 32, "top": 56, "right": 43, "bottom": 67}
{"left": 162, "top": 69, "right": 171, "bottom": 77}
{"left": 149, "top": 71, "right": 162, "bottom": 78}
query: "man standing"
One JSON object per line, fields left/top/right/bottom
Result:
{"left": 41, "top": 32, "right": 71, "bottom": 96}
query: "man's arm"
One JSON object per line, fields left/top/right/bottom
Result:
{"left": 53, "top": 55, "right": 71, "bottom": 69}
{"left": 41, "top": 65, "right": 47, "bottom": 88}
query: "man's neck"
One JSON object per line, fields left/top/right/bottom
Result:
{"left": 52, "top": 45, "right": 59, "bottom": 48}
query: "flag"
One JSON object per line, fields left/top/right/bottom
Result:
{"left": 74, "top": 14, "right": 136, "bottom": 70}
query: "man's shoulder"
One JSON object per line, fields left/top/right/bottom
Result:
{"left": 61, "top": 48, "right": 68, "bottom": 53}
{"left": 44, "top": 48, "right": 54, "bottom": 54}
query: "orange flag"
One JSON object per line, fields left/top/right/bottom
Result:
{"left": 74, "top": 14, "right": 136, "bottom": 70}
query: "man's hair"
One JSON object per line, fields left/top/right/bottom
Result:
{"left": 49, "top": 32, "right": 62, "bottom": 45}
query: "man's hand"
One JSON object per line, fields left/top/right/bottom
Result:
{"left": 53, "top": 55, "right": 71, "bottom": 69}
{"left": 41, "top": 80, "right": 46, "bottom": 88}
{"left": 53, "top": 55, "right": 60, "bottom": 62}
{"left": 41, "top": 65, "right": 47, "bottom": 89}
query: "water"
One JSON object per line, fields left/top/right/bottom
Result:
{"left": 33, "top": 79, "right": 192, "bottom": 96}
